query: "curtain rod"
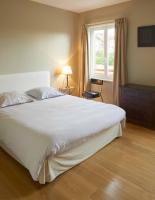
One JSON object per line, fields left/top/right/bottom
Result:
{"left": 86, "top": 20, "right": 115, "bottom": 27}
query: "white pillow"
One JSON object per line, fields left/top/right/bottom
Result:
{"left": 0, "top": 91, "right": 33, "bottom": 108}
{"left": 27, "top": 87, "right": 64, "bottom": 100}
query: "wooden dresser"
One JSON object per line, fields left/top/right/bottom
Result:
{"left": 120, "top": 84, "right": 155, "bottom": 130}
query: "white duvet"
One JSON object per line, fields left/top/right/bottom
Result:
{"left": 0, "top": 95, "right": 125, "bottom": 181}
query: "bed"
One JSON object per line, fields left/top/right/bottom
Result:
{"left": 0, "top": 71, "right": 125, "bottom": 184}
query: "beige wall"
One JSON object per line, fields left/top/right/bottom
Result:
{"left": 127, "top": 0, "right": 155, "bottom": 86}
{"left": 0, "top": 0, "right": 79, "bottom": 91}
{"left": 1, "top": 0, "right": 155, "bottom": 100}
{"left": 79, "top": 0, "right": 155, "bottom": 102}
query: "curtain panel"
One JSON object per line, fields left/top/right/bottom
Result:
{"left": 113, "top": 18, "right": 128, "bottom": 105}
{"left": 78, "top": 25, "right": 90, "bottom": 97}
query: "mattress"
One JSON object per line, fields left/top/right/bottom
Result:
{"left": 0, "top": 95, "right": 125, "bottom": 183}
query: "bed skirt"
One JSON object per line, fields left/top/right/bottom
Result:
{"left": 38, "top": 123, "right": 123, "bottom": 184}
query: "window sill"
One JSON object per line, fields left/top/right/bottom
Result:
{"left": 101, "top": 79, "right": 113, "bottom": 83}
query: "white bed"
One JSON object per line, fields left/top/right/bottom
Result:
{"left": 0, "top": 71, "right": 125, "bottom": 184}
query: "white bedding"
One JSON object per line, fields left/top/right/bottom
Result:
{"left": 0, "top": 95, "right": 125, "bottom": 181}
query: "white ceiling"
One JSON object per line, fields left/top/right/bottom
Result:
{"left": 31, "top": 0, "right": 131, "bottom": 13}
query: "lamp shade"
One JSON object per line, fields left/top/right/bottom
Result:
{"left": 63, "top": 66, "right": 72, "bottom": 75}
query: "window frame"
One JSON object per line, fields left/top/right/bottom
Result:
{"left": 88, "top": 23, "right": 115, "bottom": 82}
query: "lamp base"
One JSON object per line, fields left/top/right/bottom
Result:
{"left": 66, "top": 74, "right": 69, "bottom": 88}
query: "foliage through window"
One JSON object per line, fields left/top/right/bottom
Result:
{"left": 88, "top": 23, "right": 115, "bottom": 81}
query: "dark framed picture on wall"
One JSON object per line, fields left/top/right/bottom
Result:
{"left": 138, "top": 25, "right": 155, "bottom": 47}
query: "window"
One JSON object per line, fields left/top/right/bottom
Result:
{"left": 88, "top": 23, "right": 115, "bottom": 81}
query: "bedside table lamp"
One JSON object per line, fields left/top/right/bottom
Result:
{"left": 63, "top": 65, "right": 72, "bottom": 88}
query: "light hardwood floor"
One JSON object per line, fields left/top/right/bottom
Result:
{"left": 0, "top": 123, "right": 155, "bottom": 200}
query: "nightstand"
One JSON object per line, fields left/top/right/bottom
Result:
{"left": 59, "top": 86, "right": 75, "bottom": 95}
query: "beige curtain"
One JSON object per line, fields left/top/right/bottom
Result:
{"left": 78, "top": 25, "right": 90, "bottom": 97}
{"left": 113, "top": 18, "right": 128, "bottom": 105}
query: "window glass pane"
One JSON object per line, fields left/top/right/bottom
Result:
{"left": 94, "top": 29, "right": 105, "bottom": 78}
{"left": 89, "top": 24, "right": 115, "bottom": 81}
{"left": 107, "top": 28, "right": 115, "bottom": 80}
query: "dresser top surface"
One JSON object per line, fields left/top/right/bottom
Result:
{"left": 122, "top": 84, "right": 155, "bottom": 92}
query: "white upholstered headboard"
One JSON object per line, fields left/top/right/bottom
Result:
{"left": 0, "top": 71, "right": 50, "bottom": 93}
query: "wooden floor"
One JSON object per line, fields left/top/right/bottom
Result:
{"left": 0, "top": 123, "right": 155, "bottom": 200}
